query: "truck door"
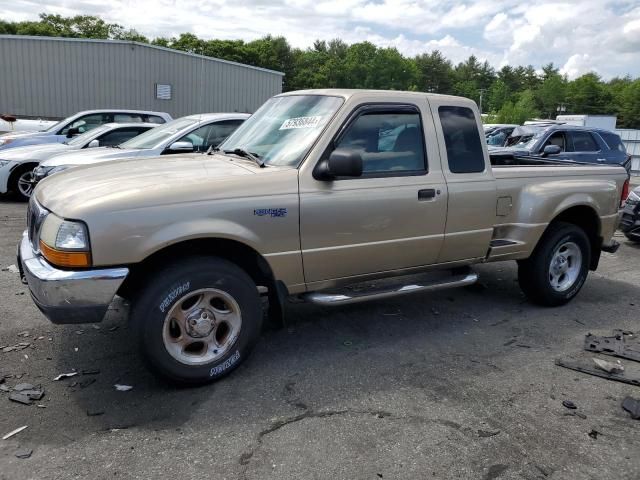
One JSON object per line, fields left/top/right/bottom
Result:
{"left": 429, "top": 101, "right": 497, "bottom": 263}
{"left": 298, "top": 101, "right": 448, "bottom": 284}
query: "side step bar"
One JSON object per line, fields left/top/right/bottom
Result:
{"left": 301, "top": 268, "right": 478, "bottom": 306}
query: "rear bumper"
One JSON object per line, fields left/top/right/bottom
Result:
{"left": 18, "top": 232, "right": 128, "bottom": 324}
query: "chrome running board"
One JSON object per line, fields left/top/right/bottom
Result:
{"left": 301, "top": 268, "right": 478, "bottom": 306}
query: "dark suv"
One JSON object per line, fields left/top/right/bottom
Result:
{"left": 491, "top": 124, "right": 630, "bottom": 171}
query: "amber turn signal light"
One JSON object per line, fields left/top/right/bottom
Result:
{"left": 39, "top": 240, "right": 92, "bottom": 268}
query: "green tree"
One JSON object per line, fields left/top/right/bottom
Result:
{"left": 566, "top": 73, "right": 613, "bottom": 114}
{"left": 413, "top": 50, "right": 454, "bottom": 93}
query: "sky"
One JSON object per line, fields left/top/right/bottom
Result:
{"left": 2, "top": 0, "right": 640, "bottom": 79}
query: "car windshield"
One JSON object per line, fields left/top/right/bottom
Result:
{"left": 219, "top": 95, "right": 344, "bottom": 166}
{"left": 44, "top": 116, "right": 72, "bottom": 133}
{"left": 505, "top": 125, "right": 546, "bottom": 149}
{"left": 65, "top": 124, "right": 111, "bottom": 146}
{"left": 120, "top": 117, "right": 200, "bottom": 150}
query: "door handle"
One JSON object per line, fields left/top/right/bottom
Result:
{"left": 418, "top": 189, "right": 436, "bottom": 200}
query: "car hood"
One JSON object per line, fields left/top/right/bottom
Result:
{"left": 0, "top": 143, "right": 71, "bottom": 162}
{"left": 39, "top": 147, "right": 143, "bottom": 167}
{"left": 0, "top": 130, "right": 50, "bottom": 140}
{"left": 35, "top": 153, "right": 288, "bottom": 218}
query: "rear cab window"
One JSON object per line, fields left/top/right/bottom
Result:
{"left": 438, "top": 106, "right": 485, "bottom": 173}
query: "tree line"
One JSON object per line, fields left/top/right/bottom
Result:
{"left": 2, "top": 13, "right": 640, "bottom": 128}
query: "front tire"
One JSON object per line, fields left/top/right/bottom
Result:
{"left": 518, "top": 222, "right": 591, "bottom": 306}
{"left": 131, "top": 256, "right": 263, "bottom": 385}
{"left": 9, "top": 165, "right": 37, "bottom": 201}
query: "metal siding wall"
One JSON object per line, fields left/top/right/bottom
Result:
{"left": 0, "top": 37, "right": 282, "bottom": 118}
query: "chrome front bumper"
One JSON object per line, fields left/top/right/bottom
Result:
{"left": 18, "top": 232, "right": 129, "bottom": 324}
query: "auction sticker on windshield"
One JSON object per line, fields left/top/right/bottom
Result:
{"left": 279, "top": 116, "right": 323, "bottom": 130}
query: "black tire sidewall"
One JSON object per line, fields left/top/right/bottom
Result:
{"left": 132, "top": 257, "right": 262, "bottom": 385}
{"left": 9, "top": 166, "right": 34, "bottom": 202}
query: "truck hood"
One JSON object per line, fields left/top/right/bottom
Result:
{"left": 0, "top": 143, "right": 71, "bottom": 162}
{"left": 39, "top": 147, "right": 143, "bottom": 167}
{"left": 35, "top": 153, "right": 277, "bottom": 217}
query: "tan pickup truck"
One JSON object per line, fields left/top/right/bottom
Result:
{"left": 19, "top": 89, "right": 628, "bottom": 384}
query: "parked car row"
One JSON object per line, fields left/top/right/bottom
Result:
{"left": 484, "top": 121, "right": 631, "bottom": 172}
{"left": 0, "top": 109, "right": 249, "bottom": 200}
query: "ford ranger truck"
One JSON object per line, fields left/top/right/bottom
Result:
{"left": 18, "top": 89, "right": 627, "bottom": 384}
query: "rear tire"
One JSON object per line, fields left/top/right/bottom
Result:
{"left": 518, "top": 222, "right": 591, "bottom": 306}
{"left": 130, "top": 256, "right": 263, "bottom": 385}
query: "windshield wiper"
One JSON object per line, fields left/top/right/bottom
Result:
{"left": 206, "top": 146, "right": 222, "bottom": 155}
{"left": 224, "top": 148, "right": 265, "bottom": 168}
{"left": 107, "top": 145, "right": 122, "bottom": 149}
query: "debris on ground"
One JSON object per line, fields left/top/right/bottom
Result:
{"left": 9, "top": 392, "right": 32, "bottom": 405}
{"left": 53, "top": 372, "right": 78, "bottom": 381}
{"left": 114, "top": 384, "right": 133, "bottom": 392}
{"left": 87, "top": 409, "right": 105, "bottom": 417}
{"left": 584, "top": 330, "right": 640, "bottom": 362}
{"left": 5, "top": 264, "right": 19, "bottom": 274}
{"left": 562, "top": 400, "right": 577, "bottom": 410}
{"left": 81, "top": 369, "right": 100, "bottom": 375}
{"left": 555, "top": 358, "right": 640, "bottom": 387}
{"left": 593, "top": 358, "right": 624, "bottom": 374}
{"left": 79, "top": 379, "right": 96, "bottom": 389}
{"left": 477, "top": 429, "right": 500, "bottom": 437}
{"left": 13, "top": 383, "right": 35, "bottom": 392}
{"left": 2, "top": 425, "right": 27, "bottom": 440}
{"left": 0, "top": 385, "right": 9, "bottom": 392}
{"left": 20, "top": 388, "right": 45, "bottom": 400}
{"left": 2, "top": 342, "right": 31, "bottom": 353}
{"left": 622, "top": 397, "right": 640, "bottom": 420}
{"left": 14, "top": 448, "right": 33, "bottom": 459}
{"left": 588, "top": 429, "right": 601, "bottom": 439}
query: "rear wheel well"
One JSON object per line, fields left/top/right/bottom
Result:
{"left": 119, "top": 238, "right": 287, "bottom": 327}
{"left": 546, "top": 206, "right": 601, "bottom": 270}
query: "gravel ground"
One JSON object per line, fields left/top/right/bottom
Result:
{"left": 0, "top": 197, "right": 639, "bottom": 480}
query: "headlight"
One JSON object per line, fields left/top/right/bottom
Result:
{"left": 39, "top": 213, "right": 91, "bottom": 267}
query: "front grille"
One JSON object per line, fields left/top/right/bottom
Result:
{"left": 26, "top": 198, "right": 48, "bottom": 252}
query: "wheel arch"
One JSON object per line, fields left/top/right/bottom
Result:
{"left": 8, "top": 161, "right": 39, "bottom": 189}
{"left": 542, "top": 204, "right": 602, "bottom": 270}
{"left": 118, "top": 237, "right": 287, "bottom": 325}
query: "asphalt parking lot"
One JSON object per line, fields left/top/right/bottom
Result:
{"left": 1, "top": 198, "right": 639, "bottom": 480}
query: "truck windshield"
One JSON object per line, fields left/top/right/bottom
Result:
{"left": 120, "top": 117, "right": 199, "bottom": 150}
{"left": 219, "top": 95, "right": 344, "bottom": 166}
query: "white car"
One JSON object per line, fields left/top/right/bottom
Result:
{"left": 33, "top": 113, "right": 249, "bottom": 182}
{"left": 0, "top": 123, "right": 157, "bottom": 200}
{"left": 0, "top": 109, "right": 171, "bottom": 151}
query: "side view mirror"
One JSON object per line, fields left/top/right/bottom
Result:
{"left": 315, "top": 148, "right": 363, "bottom": 180}
{"left": 87, "top": 139, "right": 100, "bottom": 148}
{"left": 167, "top": 141, "right": 194, "bottom": 152}
{"left": 66, "top": 127, "right": 80, "bottom": 138}
{"left": 542, "top": 144, "right": 561, "bottom": 156}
